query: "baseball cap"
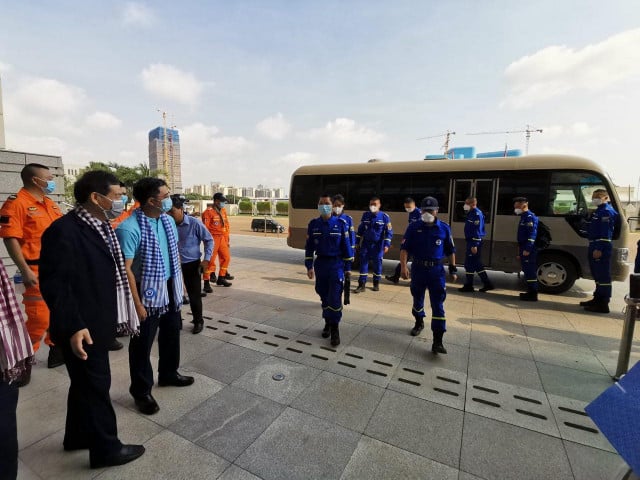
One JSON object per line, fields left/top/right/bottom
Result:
{"left": 420, "top": 196, "right": 439, "bottom": 209}
{"left": 213, "top": 192, "right": 227, "bottom": 202}
{"left": 170, "top": 194, "right": 188, "bottom": 209}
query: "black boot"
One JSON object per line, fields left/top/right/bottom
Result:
{"left": 192, "top": 321, "right": 204, "bottom": 334}
{"left": 203, "top": 280, "right": 213, "bottom": 293}
{"left": 354, "top": 282, "right": 365, "bottom": 293}
{"left": 584, "top": 301, "right": 610, "bottom": 313}
{"left": 372, "top": 280, "right": 380, "bottom": 292}
{"left": 479, "top": 283, "right": 495, "bottom": 292}
{"left": 330, "top": 324, "right": 340, "bottom": 346}
{"left": 410, "top": 318, "right": 424, "bottom": 336}
{"left": 216, "top": 277, "right": 232, "bottom": 287}
{"left": 322, "top": 321, "right": 330, "bottom": 338}
{"left": 47, "top": 345, "right": 65, "bottom": 368}
{"left": 108, "top": 339, "right": 124, "bottom": 351}
{"left": 579, "top": 297, "right": 597, "bottom": 307}
{"left": 519, "top": 290, "right": 538, "bottom": 302}
{"left": 385, "top": 274, "right": 400, "bottom": 284}
{"left": 225, "top": 273, "right": 235, "bottom": 280}
{"left": 458, "top": 284, "right": 475, "bottom": 292}
{"left": 432, "top": 331, "right": 447, "bottom": 354}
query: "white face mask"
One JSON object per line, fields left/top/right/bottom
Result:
{"left": 333, "top": 206, "right": 343, "bottom": 215}
{"left": 463, "top": 204, "right": 471, "bottom": 212}
{"left": 369, "top": 205, "right": 379, "bottom": 213}
{"left": 514, "top": 208, "right": 523, "bottom": 215}
{"left": 421, "top": 212, "right": 435, "bottom": 223}
{"left": 592, "top": 198, "right": 603, "bottom": 206}
{"left": 405, "top": 207, "right": 413, "bottom": 213}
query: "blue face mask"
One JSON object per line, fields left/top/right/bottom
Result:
{"left": 219, "top": 202, "right": 226, "bottom": 209}
{"left": 121, "top": 195, "right": 128, "bottom": 205}
{"left": 161, "top": 197, "right": 173, "bottom": 213}
{"left": 36, "top": 178, "right": 56, "bottom": 194}
{"left": 318, "top": 204, "right": 332, "bottom": 216}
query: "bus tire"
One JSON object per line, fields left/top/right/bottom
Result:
{"left": 536, "top": 253, "right": 577, "bottom": 294}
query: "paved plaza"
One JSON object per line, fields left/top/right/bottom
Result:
{"left": 16, "top": 234, "right": 638, "bottom": 479}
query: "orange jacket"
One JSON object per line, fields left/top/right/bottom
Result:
{"left": 0, "top": 188, "right": 63, "bottom": 262}
{"left": 202, "top": 206, "right": 230, "bottom": 238}
{"left": 111, "top": 201, "right": 140, "bottom": 229}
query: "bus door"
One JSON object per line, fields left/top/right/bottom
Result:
{"left": 450, "top": 179, "right": 497, "bottom": 267}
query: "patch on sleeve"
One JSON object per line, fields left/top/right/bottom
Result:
{"left": 527, "top": 222, "right": 534, "bottom": 227}
{"left": 0, "top": 215, "right": 10, "bottom": 224}
{"left": 474, "top": 220, "right": 480, "bottom": 225}
{"left": 387, "top": 222, "right": 392, "bottom": 229}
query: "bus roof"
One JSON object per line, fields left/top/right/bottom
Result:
{"left": 292, "top": 154, "right": 606, "bottom": 177}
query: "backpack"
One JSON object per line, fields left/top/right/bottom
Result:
{"left": 535, "top": 220, "right": 552, "bottom": 250}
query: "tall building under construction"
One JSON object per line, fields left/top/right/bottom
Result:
{"left": 148, "top": 126, "right": 182, "bottom": 193}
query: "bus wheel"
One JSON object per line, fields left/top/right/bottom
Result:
{"left": 536, "top": 253, "right": 577, "bottom": 294}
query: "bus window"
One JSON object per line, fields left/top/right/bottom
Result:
{"left": 291, "top": 175, "right": 322, "bottom": 209}
{"left": 323, "top": 175, "right": 349, "bottom": 204}
{"left": 411, "top": 174, "right": 450, "bottom": 213}
{"left": 380, "top": 174, "right": 410, "bottom": 211}
{"left": 345, "top": 174, "right": 379, "bottom": 211}
{"left": 497, "top": 171, "right": 550, "bottom": 215}
{"left": 549, "top": 171, "right": 609, "bottom": 216}
{"left": 548, "top": 188, "right": 578, "bottom": 215}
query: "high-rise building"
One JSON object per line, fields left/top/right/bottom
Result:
{"left": 242, "top": 187, "right": 255, "bottom": 198}
{"left": 149, "top": 126, "right": 182, "bottom": 193}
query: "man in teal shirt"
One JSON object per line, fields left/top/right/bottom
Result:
{"left": 116, "top": 178, "right": 194, "bottom": 416}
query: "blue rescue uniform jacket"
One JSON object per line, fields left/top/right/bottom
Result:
{"left": 337, "top": 212, "right": 357, "bottom": 249}
{"left": 401, "top": 218, "right": 455, "bottom": 262}
{"left": 587, "top": 203, "right": 618, "bottom": 250}
{"left": 408, "top": 208, "right": 421, "bottom": 224}
{"left": 517, "top": 211, "right": 538, "bottom": 253}
{"left": 305, "top": 216, "right": 354, "bottom": 271}
{"left": 464, "top": 207, "right": 486, "bottom": 248}
{"left": 356, "top": 211, "right": 393, "bottom": 248}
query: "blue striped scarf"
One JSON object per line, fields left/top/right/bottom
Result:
{"left": 135, "top": 209, "right": 183, "bottom": 315}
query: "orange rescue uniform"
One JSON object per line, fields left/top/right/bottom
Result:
{"left": 0, "top": 188, "right": 63, "bottom": 351}
{"left": 201, "top": 206, "right": 231, "bottom": 279}
{"left": 111, "top": 201, "right": 140, "bottom": 229}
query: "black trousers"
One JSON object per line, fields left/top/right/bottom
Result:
{"left": 182, "top": 260, "right": 203, "bottom": 323}
{"left": 0, "top": 381, "right": 18, "bottom": 480}
{"left": 129, "top": 282, "right": 181, "bottom": 398}
{"left": 61, "top": 342, "right": 122, "bottom": 463}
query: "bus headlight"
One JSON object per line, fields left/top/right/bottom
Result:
{"left": 617, "top": 248, "right": 629, "bottom": 263}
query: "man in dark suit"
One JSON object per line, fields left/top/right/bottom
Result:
{"left": 39, "top": 171, "right": 145, "bottom": 469}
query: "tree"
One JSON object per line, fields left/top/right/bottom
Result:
{"left": 238, "top": 199, "right": 252, "bottom": 214}
{"left": 185, "top": 193, "right": 207, "bottom": 201}
{"left": 275, "top": 201, "right": 289, "bottom": 215}
{"left": 257, "top": 201, "right": 272, "bottom": 215}
{"left": 71, "top": 161, "right": 164, "bottom": 200}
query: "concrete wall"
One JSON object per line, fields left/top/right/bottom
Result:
{"left": 0, "top": 149, "right": 65, "bottom": 272}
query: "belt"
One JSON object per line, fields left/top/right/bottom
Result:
{"left": 25, "top": 259, "right": 39, "bottom": 266}
{"left": 416, "top": 260, "right": 442, "bottom": 267}
{"left": 316, "top": 255, "right": 339, "bottom": 259}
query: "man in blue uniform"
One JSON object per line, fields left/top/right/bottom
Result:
{"left": 332, "top": 194, "right": 356, "bottom": 250}
{"left": 400, "top": 197, "right": 457, "bottom": 354}
{"left": 305, "top": 194, "right": 354, "bottom": 346}
{"left": 580, "top": 189, "right": 619, "bottom": 313}
{"left": 355, "top": 196, "right": 393, "bottom": 293}
{"left": 514, "top": 197, "right": 539, "bottom": 301}
{"left": 459, "top": 197, "right": 494, "bottom": 293}
{"left": 386, "top": 197, "right": 421, "bottom": 284}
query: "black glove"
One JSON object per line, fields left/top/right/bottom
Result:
{"left": 448, "top": 265, "right": 458, "bottom": 275}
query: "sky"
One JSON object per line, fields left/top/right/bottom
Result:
{"left": 1, "top": 1, "right": 639, "bottom": 195}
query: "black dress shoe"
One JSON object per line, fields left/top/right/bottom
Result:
{"left": 225, "top": 273, "right": 235, "bottom": 280}
{"left": 108, "top": 339, "right": 124, "bottom": 351}
{"left": 479, "top": 283, "right": 495, "bottom": 293}
{"left": 458, "top": 285, "right": 475, "bottom": 292}
{"left": 579, "top": 298, "right": 597, "bottom": 307}
{"left": 200, "top": 292, "right": 207, "bottom": 297}
{"left": 64, "top": 441, "right": 89, "bottom": 451}
{"left": 134, "top": 394, "right": 159, "bottom": 415}
{"left": 158, "top": 373, "right": 195, "bottom": 387}
{"left": 385, "top": 275, "right": 399, "bottom": 284}
{"left": 90, "top": 444, "right": 145, "bottom": 469}
{"left": 216, "top": 277, "right": 232, "bottom": 287}
{"left": 192, "top": 322, "right": 203, "bottom": 334}
{"left": 47, "top": 345, "right": 65, "bottom": 368}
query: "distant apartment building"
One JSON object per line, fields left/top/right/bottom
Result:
{"left": 64, "top": 163, "right": 85, "bottom": 181}
{"left": 242, "top": 187, "right": 255, "bottom": 198}
{"left": 185, "top": 184, "right": 212, "bottom": 197}
{"left": 273, "top": 187, "right": 285, "bottom": 198}
{"left": 149, "top": 126, "right": 182, "bottom": 193}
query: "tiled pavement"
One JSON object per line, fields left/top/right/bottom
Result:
{"left": 16, "top": 234, "right": 638, "bottom": 479}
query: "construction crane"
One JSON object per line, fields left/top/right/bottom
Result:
{"left": 417, "top": 130, "right": 456, "bottom": 158}
{"left": 466, "top": 125, "right": 543, "bottom": 155}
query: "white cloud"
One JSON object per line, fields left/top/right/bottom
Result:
{"left": 6, "top": 133, "right": 67, "bottom": 156}
{"left": 256, "top": 113, "right": 292, "bottom": 140}
{"left": 303, "top": 118, "right": 385, "bottom": 147}
{"left": 541, "top": 122, "right": 597, "bottom": 139}
{"left": 12, "top": 77, "right": 87, "bottom": 115}
{"left": 502, "top": 28, "right": 640, "bottom": 109}
{"left": 121, "top": 2, "right": 156, "bottom": 27}
{"left": 180, "top": 122, "right": 253, "bottom": 158}
{"left": 0, "top": 61, "right": 12, "bottom": 74}
{"left": 86, "top": 111, "right": 122, "bottom": 129}
{"left": 140, "top": 64, "right": 205, "bottom": 105}
{"left": 277, "top": 151, "right": 315, "bottom": 167}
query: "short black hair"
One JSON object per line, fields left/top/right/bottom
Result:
{"left": 20, "top": 163, "right": 50, "bottom": 184}
{"left": 332, "top": 194, "right": 345, "bottom": 204}
{"left": 119, "top": 182, "right": 126, "bottom": 188}
{"left": 74, "top": 170, "right": 120, "bottom": 204}
{"left": 370, "top": 196, "right": 381, "bottom": 203}
{"left": 404, "top": 197, "right": 415, "bottom": 204}
{"left": 133, "top": 177, "right": 168, "bottom": 205}
{"left": 513, "top": 196, "right": 528, "bottom": 204}
{"left": 319, "top": 193, "right": 331, "bottom": 200}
